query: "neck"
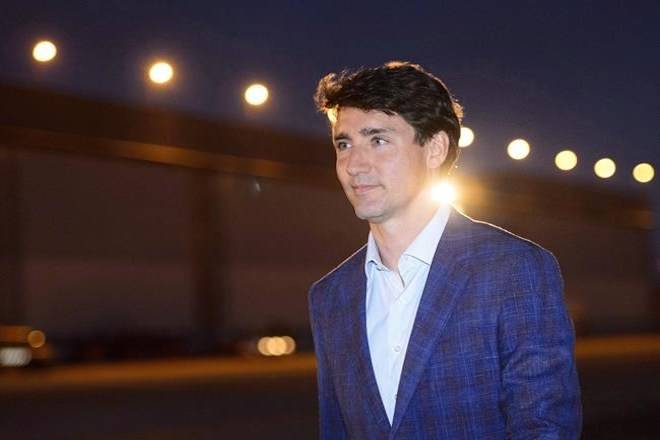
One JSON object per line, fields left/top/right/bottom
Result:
{"left": 370, "top": 197, "right": 438, "bottom": 272}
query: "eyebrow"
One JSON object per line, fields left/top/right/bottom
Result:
{"left": 333, "top": 127, "right": 395, "bottom": 142}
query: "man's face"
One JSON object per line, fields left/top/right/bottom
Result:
{"left": 332, "top": 107, "right": 440, "bottom": 225}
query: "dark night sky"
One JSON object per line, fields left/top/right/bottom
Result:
{"left": 2, "top": 1, "right": 659, "bottom": 252}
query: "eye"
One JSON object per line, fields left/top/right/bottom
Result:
{"left": 372, "top": 137, "right": 388, "bottom": 146}
{"left": 335, "top": 141, "right": 351, "bottom": 151}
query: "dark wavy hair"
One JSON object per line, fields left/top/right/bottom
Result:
{"left": 314, "top": 61, "right": 463, "bottom": 174}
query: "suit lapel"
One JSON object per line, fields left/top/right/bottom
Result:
{"left": 390, "top": 209, "right": 472, "bottom": 435}
{"left": 341, "top": 247, "right": 392, "bottom": 435}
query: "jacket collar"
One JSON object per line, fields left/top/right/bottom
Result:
{"left": 390, "top": 208, "right": 473, "bottom": 435}
{"left": 342, "top": 245, "right": 392, "bottom": 434}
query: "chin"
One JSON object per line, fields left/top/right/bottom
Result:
{"left": 353, "top": 208, "right": 386, "bottom": 223}
{"left": 350, "top": 197, "right": 389, "bottom": 221}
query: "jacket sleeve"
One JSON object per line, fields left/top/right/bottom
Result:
{"left": 498, "top": 248, "right": 582, "bottom": 439}
{"left": 309, "top": 286, "right": 348, "bottom": 439}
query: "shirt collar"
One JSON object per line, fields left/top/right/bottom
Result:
{"left": 365, "top": 202, "right": 452, "bottom": 273}
{"left": 404, "top": 202, "right": 451, "bottom": 266}
{"left": 366, "top": 231, "right": 385, "bottom": 271}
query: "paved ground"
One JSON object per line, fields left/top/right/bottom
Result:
{"left": 1, "top": 335, "right": 659, "bottom": 439}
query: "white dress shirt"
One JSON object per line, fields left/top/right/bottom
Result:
{"left": 365, "top": 203, "right": 451, "bottom": 424}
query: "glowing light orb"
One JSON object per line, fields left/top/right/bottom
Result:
{"left": 507, "top": 139, "right": 530, "bottom": 160}
{"left": 555, "top": 150, "right": 578, "bottom": 171}
{"left": 257, "top": 336, "right": 296, "bottom": 356}
{"left": 632, "top": 163, "right": 654, "bottom": 183}
{"left": 257, "top": 337, "right": 270, "bottom": 356}
{"left": 431, "top": 181, "right": 458, "bottom": 204}
{"left": 149, "top": 61, "right": 173, "bottom": 84}
{"left": 27, "top": 330, "right": 46, "bottom": 349}
{"left": 282, "top": 336, "right": 296, "bottom": 355}
{"left": 458, "top": 126, "right": 474, "bottom": 148}
{"left": 33, "top": 41, "right": 57, "bottom": 62}
{"left": 267, "top": 337, "right": 287, "bottom": 356}
{"left": 244, "top": 84, "right": 269, "bottom": 106}
{"left": 594, "top": 158, "right": 616, "bottom": 179}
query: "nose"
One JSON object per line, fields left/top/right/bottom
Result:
{"left": 345, "top": 145, "right": 371, "bottom": 176}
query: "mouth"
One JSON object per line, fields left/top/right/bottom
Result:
{"left": 351, "top": 184, "right": 380, "bottom": 195}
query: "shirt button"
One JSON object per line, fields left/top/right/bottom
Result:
{"left": 393, "top": 345, "right": 401, "bottom": 352}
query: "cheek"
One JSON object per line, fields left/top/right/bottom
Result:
{"left": 387, "top": 159, "right": 425, "bottom": 188}
{"left": 335, "top": 160, "right": 350, "bottom": 184}
{"left": 335, "top": 158, "right": 344, "bottom": 174}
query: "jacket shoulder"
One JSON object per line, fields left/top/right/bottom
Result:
{"left": 309, "top": 244, "right": 366, "bottom": 304}
{"left": 454, "top": 215, "right": 564, "bottom": 306}
{"left": 460, "top": 215, "right": 557, "bottom": 264}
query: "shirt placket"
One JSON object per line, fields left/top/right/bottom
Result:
{"left": 388, "top": 258, "right": 417, "bottom": 408}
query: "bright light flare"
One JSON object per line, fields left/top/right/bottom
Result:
{"left": 507, "top": 139, "right": 530, "bottom": 160}
{"left": 594, "top": 158, "right": 616, "bottom": 179}
{"left": 33, "top": 40, "right": 57, "bottom": 62}
{"left": 555, "top": 150, "right": 578, "bottom": 171}
{"left": 244, "top": 84, "right": 269, "bottom": 106}
{"left": 148, "top": 61, "right": 174, "bottom": 84}
{"left": 632, "top": 163, "right": 654, "bottom": 183}
{"left": 431, "top": 181, "right": 458, "bottom": 204}
{"left": 458, "top": 126, "right": 474, "bottom": 147}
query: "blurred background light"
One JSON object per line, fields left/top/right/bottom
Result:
{"left": 555, "top": 150, "right": 578, "bottom": 171}
{"left": 256, "top": 336, "right": 296, "bottom": 356}
{"left": 594, "top": 158, "right": 616, "bottom": 179}
{"left": 0, "top": 347, "right": 32, "bottom": 367}
{"left": 281, "top": 336, "right": 296, "bottom": 355}
{"left": 431, "top": 180, "right": 457, "bottom": 204}
{"left": 148, "top": 61, "right": 173, "bottom": 84}
{"left": 27, "top": 329, "right": 46, "bottom": 349}
{"left": 32, "top": 40, "right": 57, "bottom": 62}
{"left": 257, "top": 336, "right": 271, "bottom": 356}
{"left": 244, "top": 84, "right": 269, "bottom": 106}
{"left": 266, "top": 337, "right": 286, "bottom": 356}
{"left": 507, "top": 139, "right": 530, "bottom": 160}
{"left": 632, "top": 163, "right": 654, "bottom": 183}
{"left": 458, "top": 126, "right": 474, "bottom": 147}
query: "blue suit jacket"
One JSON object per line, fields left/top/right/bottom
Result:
{"left": 309, "top": 209, "right": 582, "bottom": 439}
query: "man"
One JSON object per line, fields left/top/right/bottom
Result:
{"left": 308, "top": 61, "right": 581, "bottom": 439}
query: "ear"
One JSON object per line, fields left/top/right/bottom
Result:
{"left": 425, "top": 131, "right": 449, "bottom": 171}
